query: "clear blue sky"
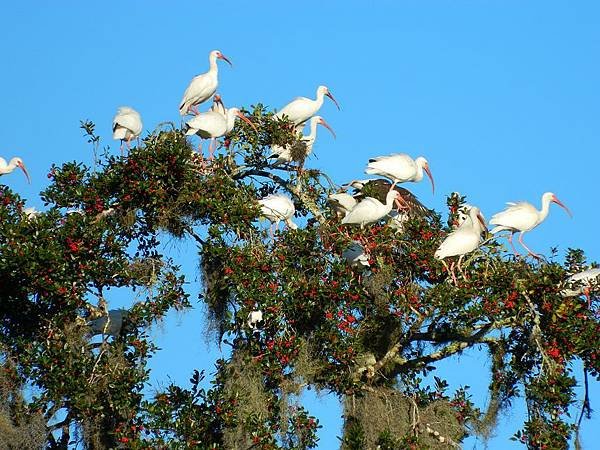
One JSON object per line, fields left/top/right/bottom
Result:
{"left": 1, "top": 1, "right": 599, "bottom": 448}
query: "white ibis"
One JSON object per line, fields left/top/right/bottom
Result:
{"left": 274, "top": 85, "right": 340, "bottom": 126}
{"left": 365, "top": 154, "right": 434, "bottom": 194}
{"left": 269, "top": 116, "right": 335, "bottom": 165}
{"left": 179, "top": 50, "right": 232, "bottom": 116}
{"left": 247, "top": 310, "right": 264, "bottom": 332}
{"left": 347, "top": 178, "right": 433, "bottom": 216}
{"left": 88, "top": 309, "right": 129, "bottom": 337}
{"left": 342, "top": 241, "right": 370, "bottom": 268}
{"left": 435, "top": 206, "right": 486, "bottom": 284}
{"left": 258, "top": 193, "right": 298, "bottom": 234}
{"left": 327, "top": 192, "right": 357, "bottom": 218}
{"left": 184, "top": 107, "right": 256, "bottom": 159}
{"left": 112, "top": 106, "right": 143, "bottom": 153}
{"left": 0, "top": 157, "right": 30, "bottom": 183}
{"left": 561, "top": 268, "right": 600, "bottom": 307}
{"left": 341, "top": 189, "right": 401, "bottom": 228}
{"left": 490, "top": 192, "right": 572, "bottom": 258}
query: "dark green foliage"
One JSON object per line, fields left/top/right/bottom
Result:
{"left": 0, "top": 108, "right": 598, "bottom": 449}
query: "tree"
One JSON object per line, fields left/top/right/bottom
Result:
{"left": 0, "top": 107, "right": 598, "bottom": 450}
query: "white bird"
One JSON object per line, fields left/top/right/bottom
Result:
{"left": 185, "top": 107, "right": 256, "bottom": 159}
{"left": 247, "top": 310, "right": 264, "bottom": 331}
{"left": 328, "top": 192, "right": 357, "bottom": 218}
{"left": 0, "top": 157, "right": 30, "bottom": 183}
{"left": 342, "top": 242, "right": 370, "bottom": 268}
{"left": 88, "top": 309, "right": 129, "bottom": 337}
{"left": 341, "top": 190, "right": 401, "bottom": 228}
{"left": 561, "top": 268, "right": 600, "bottom": 307}
{"left": 365, "top": 154, "right": 434, "bottom": 193}
{"left": 269, "top": 116, "right": 336, "bottom": 165}
{"left": 258, "top": 194, "right": 298, "bottom": 234}
{"left": 179, "top": 50, "right": 232, "bottom": 116}
{"left": 435, "top": 206, "right": 486, "bottom": 284}
{"left": 490, "top": 192, "right": 572, "bottom": 258}
{"left": 112, "top": 106, "right": 143, "bottom": 153}
{"left": 274, "top": 85, "right": 340, "bottom": 126}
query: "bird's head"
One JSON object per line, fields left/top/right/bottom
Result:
{"left": 318, "top": 85, "right": 341, "bottom": 110}
{"left": 416, "top": 157, "right": 435, "bottom": 194}
{"left": 313, "top": 116, "right": 336, "bottom": 139}
{"left": 11, "top": 157, "right": 30, "bottom": 184}
{"left": 212, "top": 50, "right": 232, "bottom": 67}
{"left": 546, "top": 192, "right": 572, "bottom": 217}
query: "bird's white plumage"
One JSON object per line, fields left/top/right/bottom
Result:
{"left": 365, "top": 153, "right": 429, "bottom": 185}
{"left": 435, "top": 207, "right": 485, "bottom": 260}
{"left": 247, "top": 310, "right": 264, "bottom": 330}
{"left": 274, "top": 86, "right": 338, "bottom": 125}
{"left": 561, "top": 268, "right": 600, "bottom": 298}
{"left": 328, "top": 193, "right": 357, "bottom": 216}
{"left": 342, "top": 242, "right": 370, "bottom": 268}
{"left": 0, "top": 156, "right": 30, "bottom": 183}
{"left": 112, "top": 106, "right": 143, "bottom": 141}
{"left": 179, "top": 50, "right": 230, "bottom": 116}
{"left": 490, "top": 192, "right": 567, "bottom": 234}
{"left": 185, "top": 111, "right": 227, "bottom": 138}
{"left": 186, "top": 107, "right": 250, "bottom": 138}
{"left": 342, "top": 190, "right": 400, "bottom": 227}
{"left": 258, "top": 194, "right": 298, "bottom": 230}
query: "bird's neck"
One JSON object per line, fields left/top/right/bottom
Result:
{"left": 539, "top": 197, "right": 552, "bottom": 222}
{"left": 209, "top": 56, "right": 219, "bottom": 73}
{"left": 414, "top": 161, "right": 424, "bottom": 182}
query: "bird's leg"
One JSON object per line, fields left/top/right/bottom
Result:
{"left": 208, "top": 139, "right": 216, "bottom": 161}
{"left": 518, "top": 232, "right": 541, "bottom": 260}
{"left": 191, "top": 105, "right": 200, "bottom": 115}
{"left": 457, "top": 254, "right": 468, "bottom": 281}
{"left": 449, "top": 261, "right": 458, "bottom": 285}
{"left": 388, "top": 181, "right": 397, "bottom": 191}
{"left": 508, "top": 233, "right": 521, "bottom": 256}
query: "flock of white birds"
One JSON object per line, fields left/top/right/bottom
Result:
{"left": 1, "top": 49, "right": 597, "bottom": 338}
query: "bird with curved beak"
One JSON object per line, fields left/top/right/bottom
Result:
{"left": 490, "top": 192, "right": 572, "bottom": 259}
{"left": 179, "top": 50, "right": 232, "bottom": 116}
{"left": 365, "top": 153, "right": 434, "bottom": 196}
{"left": 274, "top": 85, "right": 340, "bottom": 127}
{"left": 0, "top": 157, "right": 30, "bottom": 183}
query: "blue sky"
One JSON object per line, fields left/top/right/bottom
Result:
{"left": 1, "top": 1, "right": 599, "bottom": 448}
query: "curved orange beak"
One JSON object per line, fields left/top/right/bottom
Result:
{"left": 17, "top": 161, "right": 31, "bottom": 184}
{"left": 325, "top": 90, "right": 340, "bottom": 110}
{"left": 318, "top": 118, "right": 336, "bottom": 139}
{"left": 236, "top": 111, "right": 258, "bottom": 133}
{"left": 424, "top": 164, "right": 434, "bottom": 194}
{"left": 552, "top": 195, "right": 572, "bottom": 217}
{"left": 218, "top": 53, "right": 233, "bottom": 67}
